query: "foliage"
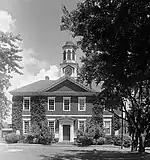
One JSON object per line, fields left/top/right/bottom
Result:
{"left": 0, "top": 31, "right": 22, "bottom": 121}
{"left": 96, "top": 137, "right": 105, "bottom": 145}
{"left": 30, "top": 97, "right": 47, "bottom": 125}
{"left": 112, "top": 114, "right": 121, "bottom": 131}
{"left": 76, "top": 117, "right": 105, "bottom": 146}
{"left": 104, "top": 135, "right": 114, "bottom": 145}
{"left": 5, "top": 132, "right": 20, "bottom": 143}
{"left": 85, "top": 118, "right": 105, "bottom": 140}
{"left": 12, "top": 97, "right": 23, "bottom": 134}
{"left": 61, "top": 0, "right": 150, "bottom": 153}
{"left": 28, "top": 120, "right": 54, "bottom": 145}
{"left": 114, "top": 135, "right": 131, "bottom": 148}
{"left": 24, "top": 134, "right": 35, "bottom": 144}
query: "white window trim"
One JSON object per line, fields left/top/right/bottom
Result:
{"left": 48, "top": 97, "right": 55, "bottom": 111}
{"left": 23, "top": 118, "right": 30, "bottom": 134}
{"left": 48, "top": 119, "right": 55, "bottom": 133}
{"left": 78, "top": 119, "right": 86, "bottom": 130}
{"left": 23, "top": 97, "right": 30, "bottom": 111}
{"left": 78, "top": 97, "right": 86, "bottom": 111}
{"left": 103, "top": 118, "right": 112, "bottom": 135}
{"left": 63, "top": 97, "right": 71, "bottom": 111}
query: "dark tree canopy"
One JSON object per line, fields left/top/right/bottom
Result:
{"left": 61, "top": 0, "right": 150, "bottom": 152}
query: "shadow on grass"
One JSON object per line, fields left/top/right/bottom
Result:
{"left": 39, "top": 149, "right": 150, "bottom": 160}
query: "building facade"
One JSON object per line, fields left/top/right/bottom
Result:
{"left": 10, "top": 41, "right": 114, "bottom": 142}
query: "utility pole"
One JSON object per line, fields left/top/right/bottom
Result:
{"left": 121, "top": 105, "right": 124, "bottom": 149}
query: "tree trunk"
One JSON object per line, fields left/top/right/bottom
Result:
{"left": 131, "top": 132, "right": 138, "bottom": 152}
{"left": 138, "top": 135, "right": 145, "bottom": 153}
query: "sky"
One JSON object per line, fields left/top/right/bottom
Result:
{"left": 0, "top": 0, "right": 83, "bottom": 122}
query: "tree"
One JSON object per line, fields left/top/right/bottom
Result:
{"left": 61, "top": 0, "right": 150, "bottom": 153}
{"left": 0, "top": 31, "right": 22, "bottom": 123}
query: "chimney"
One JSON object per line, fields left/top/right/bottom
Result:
{"left": 45, "top": 76, "right": 49, "bottom": 80}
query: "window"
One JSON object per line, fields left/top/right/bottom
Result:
{"left": 63, "top": 97, "right": 71, "bottom": 111}
{"left": 78, "top": 97, "right": 86, "bottom": 111}
{"left": 72, "top": 51, "right": 75, "bottom": 60}
{"left": 67, "top": 51, "right": 71, "bottom": 60}
{"left": 63, "top": 51, "right": 66, "bottom": 61}
{"left": 78, "top": 119, "right": 86, "bottom": 131}
{"left": 104, "top": 120, "right": 111, "bottom": 135}
{"left": 23, "top": 120, "right": 30, "bottom": 134}
{"left": 48, "top": 97, "right": 55, "bottom": 111}
{"left": 48, "top": 121, "right": 55, "bottom": 133}
{"left": 23, "top": 97, "right": 30, "bottom": 111}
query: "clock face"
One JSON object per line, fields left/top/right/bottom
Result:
{"left": 65, "top": 67, "right": 72, "bottom": 76}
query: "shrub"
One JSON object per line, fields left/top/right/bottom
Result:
{"left": 25, "top": 134, "right": 35, "bottom": 144}
{"left": 114, "top": 135, "right": 131, "bottom": 147}
{"left": 104, "top": 135, "right": 114, "bottom": 144}
{"left": 97, "top": 137, "right": 105, "bottom": 145}
{"left": 5, "top": 133, "right": 20, "bottom": 143}
{"left": 78, "top": 135, "right": 93, "bottom": 146}
{"left": 52, "top": 138, "right": 59, "bottom": 143}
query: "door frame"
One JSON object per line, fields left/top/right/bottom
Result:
{"left": 59, "top": 118, "right": 74, "bottom": 142}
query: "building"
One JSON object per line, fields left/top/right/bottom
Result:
{"left": 10, "top": 41, "right": 115, "bottom": 142}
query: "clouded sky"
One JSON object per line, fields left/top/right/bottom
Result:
{"left": 0, "top": 0, "right": 84, "bottom": 101}
{"left": 0, "top": 0, "right": 84, "bottom": 121}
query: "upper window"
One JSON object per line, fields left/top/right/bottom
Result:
{"left": 23, "top": 120, "right": 30, "bottom": 134}
{"left": 63, "top": 97, "right": 71, "bottom": 111}
{"left": 104, "top": 120, "right": 111, "bottom": 135}
{"left": 48, "top": 120, "right": 55, "bottom": 133}
{"left": 23, "top": 97, "right": 30, "bottom": 111}
{"left": 78, "top": 97, "right": 86, "bottom": 111}
{"left": 48, "top": 97, "right": 55, "bottom": 111}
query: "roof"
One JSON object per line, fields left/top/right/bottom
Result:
{"left": 10, "top": 80, "right": 55, "bottom": 93}
{"left": 10, "top": 76, "right": 97, "bottom": 95}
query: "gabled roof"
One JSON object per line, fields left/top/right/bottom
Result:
{"left": 10, "top": 76, "right": 97, "bottom": 95}
{"left": 40, "top": 76, "right": 96, "bottom": 92}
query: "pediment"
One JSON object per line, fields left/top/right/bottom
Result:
{"left": 41, "top": 76, "right": 95, "bottom": 93}
{"left": 46, "top": 79, "right": 88, "bottom": 92}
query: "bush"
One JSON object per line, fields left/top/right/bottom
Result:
{"left": 25, "top": 134, "right": 35, "bottom": 144}
{"left": 52, "top": 138, "right": 59, "bottom": 143}
{"left": 114, "top": 135, "right": 131, "bottom": 147}
{"left": 97, "top": 137, "right": 105, "bottom": 145}
{"left": 5, "top": 133, "right": 20, "bottom": 143}
{"left": 78, "top": 135, "right": 93, "bottom": 146}
{"left": 104, "top": 135, "right": 114, "bottom": 144}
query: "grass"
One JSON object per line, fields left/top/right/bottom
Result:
{"left": 39, "top": 149, "right": 150, "bottom": 160}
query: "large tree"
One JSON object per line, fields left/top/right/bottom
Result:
{"left": 0, "top": 31, "right": 22, "bottom": 123}
{"left": 61, "top": 0, "right": 150, "bottom": 152}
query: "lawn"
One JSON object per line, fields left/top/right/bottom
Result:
{"left": 1, "top": 143, "right": 150, "bottom": 160}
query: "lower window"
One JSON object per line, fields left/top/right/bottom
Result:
{"left": 104, "top": 120, "right": 111, "bottom": 135}
{"left": 23, "top": 120, "right": 30, "bottom": 134}
{"left": 48, "top": 121, "right": 55, "bottom": 133}
{"left": 78, "top": 120, "right": 86, "bottom": 131}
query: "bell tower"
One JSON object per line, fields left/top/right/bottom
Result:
{"left": 60, "top": 41, "right": 78, "bottom": 78}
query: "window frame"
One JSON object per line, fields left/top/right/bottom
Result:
{"left": 63, "top": 97, "right": 71, "bottom": 111}
{"left": 78, "top": 119, "right": 86, "bottom": 131}
{"left": 48, "top": 119, "right": 55, "bottom": 133}
{"left": 103, "top": 119, "right": 112, "bottom": 135}
{"left": 23, "top": 118, "right": 30, "bottom": 134}
{"left": 23, "top": 97, "right": 30, "bottom": 111}
{"left": 48, "top": 97, "right": 55, "bottom": 111}
{"left": 78, "top": 97, "right": 86, "bottom": 111}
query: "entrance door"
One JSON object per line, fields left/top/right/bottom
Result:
{"left": 63, "top": 125, "right": 70, "bottom": 141}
